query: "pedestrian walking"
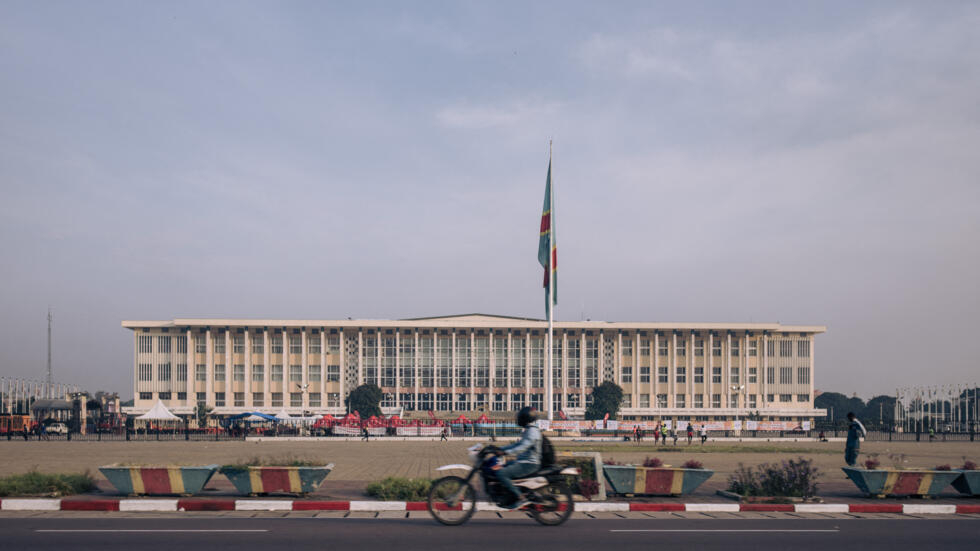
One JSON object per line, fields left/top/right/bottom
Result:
{"left": 652, "top": 423, "right": 660, "bottom": 444}
{"left": 671, "top": 428, "right": 678, "bottom": 445}
{"left": 361, "top": 426, "right": 370, "bottom": 441}
{"left": 844, "top": 412, "right": 866, "bottom": 466}
{"left": 632, "top": 425, "right": 639, "bottom": 444}
{"left": 660, "top": 424, "right": 668, "bottom": 445}
{"left": 699, "top": 424, "right": 707, "bottom": 444}
{"left": 440, "top": 425, "right": 448, "bottom": 441}
{"left": 686, "top": 424, "right": 693, "bottom": 445}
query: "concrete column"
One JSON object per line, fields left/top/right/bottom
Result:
{"left": 395, "top": 331, "right": 400, "bottom": 407}
{"left": 320, "top": 330, "right": 327, "bottom": 408}
{"left": 705, "top": 332, "right": 711, "bottom": 411}
{"left": 301, "top": 330, "right": 308, "bottom": 410}
{"left": 263, "top": 330, "right": 270, "bottom": 411}
{"left": 186, "top": 328, "right": 193, "bottom": 407}
{"left": 205, "top": 329, "right": 213, "bottom": 407}
{"left": 245, "top": 329, "right": 252, "bottom": 408}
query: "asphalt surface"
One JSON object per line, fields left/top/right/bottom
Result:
{"left": 2, "top": 516, "right": 979, "bottom": 551}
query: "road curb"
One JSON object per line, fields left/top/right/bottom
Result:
{"left": 1, "top": 498, "right": 975, "bottom": 515}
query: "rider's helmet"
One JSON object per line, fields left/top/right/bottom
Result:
{"left": 516, "top": 406, "right": 539, "bottom": 428}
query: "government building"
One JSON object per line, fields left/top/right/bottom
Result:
{"left": 122, "top": 314, "right": 826, "bottom": 424}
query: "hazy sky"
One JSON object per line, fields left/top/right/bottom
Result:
{"left": 1, "top": 2, "right": 978, "bottom": 399}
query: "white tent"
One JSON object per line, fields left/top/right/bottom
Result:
{"left": 136, "top": 400, "right": 180, "bottom": 420}
{"left": 274, "top": 409, "right": 292, "bottom": 420}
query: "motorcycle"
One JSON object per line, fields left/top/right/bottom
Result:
{"left": 427, "top": 444, "right": 580, "bottom": 526}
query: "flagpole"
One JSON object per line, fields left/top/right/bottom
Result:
{"left": 547, "top": 140, "right": 555, "bottom": 422}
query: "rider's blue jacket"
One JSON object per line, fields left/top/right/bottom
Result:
{"left": 502, "top": 423, "right": 542, "bottom": 465}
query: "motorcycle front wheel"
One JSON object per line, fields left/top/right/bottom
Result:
{"left": 530, "top": 481, "right": 574, "bottom": 526}
{"left": 427, "top": 475, "right": 477, "bottom": 526}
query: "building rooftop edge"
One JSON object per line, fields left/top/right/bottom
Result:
{"left": 121, "top": 317, "right": 826, "bottom": 333}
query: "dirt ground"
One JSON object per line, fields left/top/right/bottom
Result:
{"left": 1, "top": 439, "right": 977, "bottom": 501}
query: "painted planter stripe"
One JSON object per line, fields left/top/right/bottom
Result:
{"left": 604, "top": 466, "right": 713, "bottom": 496}
{"left": 99, "top": 465, "right": 218, "bottom": 496}
{"left": 842, "top": 468, "right": 959, "bottom": 497}
{"left": 223, "top": 465, "right": 333, "bottom": 495}
{"left": 951, "top": 470, "right": 980, "bottom": 496}
{"left": 956, "top": 504, "right": 980, "bottom": 514}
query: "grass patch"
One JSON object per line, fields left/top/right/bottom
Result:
{"left": 220, "top": 455, "right": 325, "bottom": 473}
{"left": 556, "top": 444, "right": 839, "bottom": 455}
{"left": 365, "top": 477, "right": 431, "bottom": 501}
{"left": 0, "top": 470, "right": 96, "bottom": 497}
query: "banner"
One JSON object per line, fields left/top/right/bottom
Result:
{"left": 395, "top": 426, "right": 443, "bottom": 436}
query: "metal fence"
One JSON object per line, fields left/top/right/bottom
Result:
{"left": 1, "top": 428, "right": 977, "bottom": 442}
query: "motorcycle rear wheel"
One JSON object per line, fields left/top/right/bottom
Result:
{"left": 530, "top": 481, "right": 574, "bottom": 526}
{"left": 427, "top": 475, "right": 477, "bottom": 526}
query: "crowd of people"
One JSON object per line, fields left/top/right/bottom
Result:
{"left": 629, "top": 422, "right": 709, "bottom": 445}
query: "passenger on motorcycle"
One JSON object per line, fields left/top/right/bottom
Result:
{"left": 493, "top": 406, "right": 542, "bottom": 509}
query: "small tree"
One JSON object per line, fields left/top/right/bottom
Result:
{"left": 195, "top": 403, "right": 213, "bottom": 428}
{"left": 346, "top": 384, "right": 383, "bottom": 418}
{"left": 585, "top": 381, "right": 624, "bottom": 420}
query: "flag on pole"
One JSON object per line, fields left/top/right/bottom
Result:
{"left": 537, "top": 158, "right": 557, "bottom": 313}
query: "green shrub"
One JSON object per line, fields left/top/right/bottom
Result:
{"left": 0, "top": 470, "right": 96, "bottom": 497}
{"left": 365, "top": 477, "right": 432, "bottom": 501}
{"left": 220, "top": 456, "right": 324, "bottom": 473}
{"left": 727, "top": 457, "right": 820, "bottom": 498}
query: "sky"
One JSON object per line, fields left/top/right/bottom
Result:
{"left": 0, "top": 1, "right": 978, "bottom": 399}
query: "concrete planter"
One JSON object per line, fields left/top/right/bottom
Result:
{"left": 842, "top": 467, "right": 960, "bottom": 497}
{"left": 221, "top": 465, "right": 335, "bottom": 496}
{"left": 951, "top": 470, "right": 980, "bottom": 496}
{"left": 603, "top": 465, "right": 713, "bottom": 496}
{"left": 99, "top": 465, "right": 219, "bottom": 496}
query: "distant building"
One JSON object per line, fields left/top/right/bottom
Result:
{"left": 122, "top": 314, "right": 826, "bottom": 424}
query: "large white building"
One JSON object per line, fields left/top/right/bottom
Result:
{"left": 123, "top": 314, "right": 826, "bottom": 423}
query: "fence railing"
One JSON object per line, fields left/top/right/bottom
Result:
{"left": 1, "top": 428, "right": 976, "bottom": 442}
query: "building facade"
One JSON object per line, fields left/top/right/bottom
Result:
{"left": 122, "top": 314, "right": 826, "bottom": 423}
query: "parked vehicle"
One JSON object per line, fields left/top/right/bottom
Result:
{"left": 427, "top": 444, "right": 579, "bottom": 526}
{"left": 46, "top": 422, "right": 68, "bottom": 435}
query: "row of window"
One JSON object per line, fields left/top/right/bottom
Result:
{"left": 142, "top": 333, "right": 810, "bottom": 361}
{"left": 622, "top": 393, "right": 810, "bottom": 408}
{"left": 140, "top": 391, "right": 342, "bottom": 408}
{"left": 138, "top": 389, "right": 811, "bottom": 410}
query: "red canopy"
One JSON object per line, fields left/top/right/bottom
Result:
{"left": 454, "top": 414, "right": 470, "bottom": 424}
{"left": 313, "top": 414, "right": 339, "bottom": 428}
{"left": 476, "top": 413, "right": 491, "bottom": 424}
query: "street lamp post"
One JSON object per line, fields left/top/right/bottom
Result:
{"left": 731, "top": 385, "right": 745, "bottom": 435}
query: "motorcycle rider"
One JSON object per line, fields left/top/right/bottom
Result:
{"left": 493, "top": 406, "right": 543, "bottom": 509}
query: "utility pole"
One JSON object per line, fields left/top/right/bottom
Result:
{"left": 47, "top": 308, "right": 53, "bottom": 398}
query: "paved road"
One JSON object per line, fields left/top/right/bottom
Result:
{"left": 2, "top": 516, "right": 978, "bottom": 551}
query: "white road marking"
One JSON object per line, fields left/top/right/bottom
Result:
{"left": 36, "top": 529, "right": 269, "bottom": 533}
{"left": 610, "top": 529, "right": 840, "bottom": 533}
